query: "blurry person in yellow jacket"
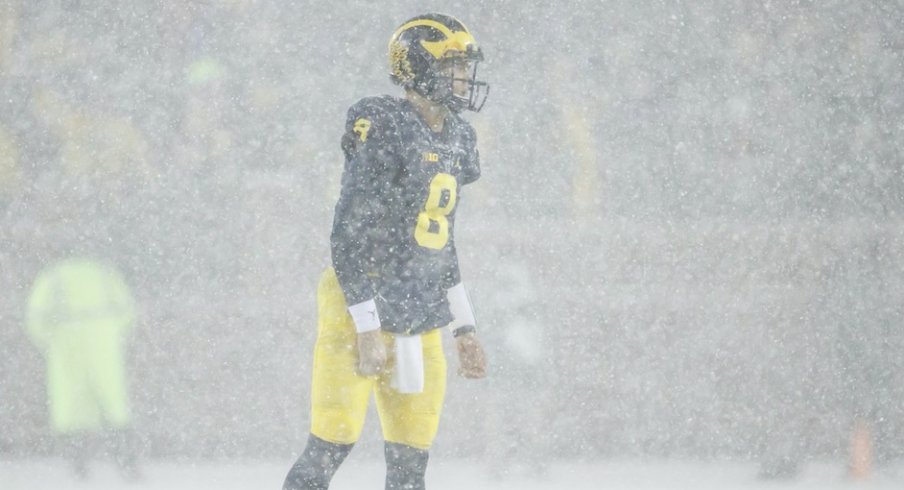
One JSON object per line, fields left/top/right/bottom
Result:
{"left": 26, "top": 256, "right": 141, "bottom": 480}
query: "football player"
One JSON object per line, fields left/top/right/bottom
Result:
{"left": 283, "top": 13, "right": 489, "bottom": 490}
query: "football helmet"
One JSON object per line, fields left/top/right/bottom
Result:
{"left": 388, "top": 13, "right": 489, "bottom": 112}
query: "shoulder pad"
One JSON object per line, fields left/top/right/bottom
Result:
{"left": 345, "top": 95, "right": 405, "bottom": 147}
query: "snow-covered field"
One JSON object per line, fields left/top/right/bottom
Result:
{"left": 2, "top": 458, "right": 901, "bottom": 490}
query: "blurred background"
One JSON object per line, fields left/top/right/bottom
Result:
{"left": 1, "top": 0, "right": 903, "bottom": 481}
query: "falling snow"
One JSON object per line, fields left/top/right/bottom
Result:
{"left": 2, "top": 1, "right": 903, "bottom": 488}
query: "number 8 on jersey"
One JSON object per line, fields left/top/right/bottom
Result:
{"left": 415, "top": 173, "right": 457, "bottom": 250}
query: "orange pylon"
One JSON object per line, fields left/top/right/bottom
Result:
{"left": 849, "top": 419, "right": 872, "bottom": 479}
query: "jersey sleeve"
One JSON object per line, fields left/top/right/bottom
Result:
{"left": 440, "top": 239, "right": 463, "bottom": 289}
{"left": 442, "top": 121, "right": 477, "bottom": 287}
{"left": 458, "top": 122, "right": 481, "bottom": 185}
{"left": 330, "top": 98, "right": 401, "bottom": 305}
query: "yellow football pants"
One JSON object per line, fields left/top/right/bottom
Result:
{"left": 310, "top": 268, "right": 447, "bottom": 450}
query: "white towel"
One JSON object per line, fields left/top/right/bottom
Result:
{"left": 391, "top": 334, "right": 424, "bottom": 393}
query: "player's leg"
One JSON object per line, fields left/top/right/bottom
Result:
{"left": 284, "top": 268, "right": 373, "bottom": 490}
{"left": 59, "top": 432, "right": 91, "bottom": 479}
{"left": 47, "top": 350, "right": 97, "bottom": 478}
{"left": 88, "top": 336, "right": 142, "bottom": 479}
{"left": 384, "top": 441, "right": 430, "bottom": 490}
{"left": 376, "top": 329, "right": 446, "bottom": 490}
{"left": 284, "top": 434, "right": 354, "bottom": 490}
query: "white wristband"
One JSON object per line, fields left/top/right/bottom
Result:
{"left": 348, "top": 299, "right": 381, "bottom": 333}
{"left": 447, "top": 282, "right": 476, "bottom": 330}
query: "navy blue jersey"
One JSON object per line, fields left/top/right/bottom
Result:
{"left": 330, "top": 95, "right": 480, "bottom": 335}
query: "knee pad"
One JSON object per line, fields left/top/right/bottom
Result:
{"left": 283, "top": 434, "right": 353, "bottom": 490}
{"left": 384, "top": 441, "right": 429, "bottom": 490}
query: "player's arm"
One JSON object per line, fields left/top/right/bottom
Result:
{"left": 330, "top": 100, "right": 399, "bottom": 375}
{"left": 25, "top": 271, "right": 55, "bottom": 351}
{"left": 444, "top": 124, "right": 485, "bottom": 377}
{"left": 446, "top": 281, "right": 487, "bottom": 379}
{"left": 441, "top": 246, "right": 486, "bottom": 378}
{"left": 457, "top": 123, "right": 481, "bottom": 185}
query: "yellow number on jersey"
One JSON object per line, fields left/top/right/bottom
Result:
{"left": 353, "top": 118, "right": 371, "bottom": 142}
{"left": 415, "top": 173, "right": 457, "bottom": 249}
